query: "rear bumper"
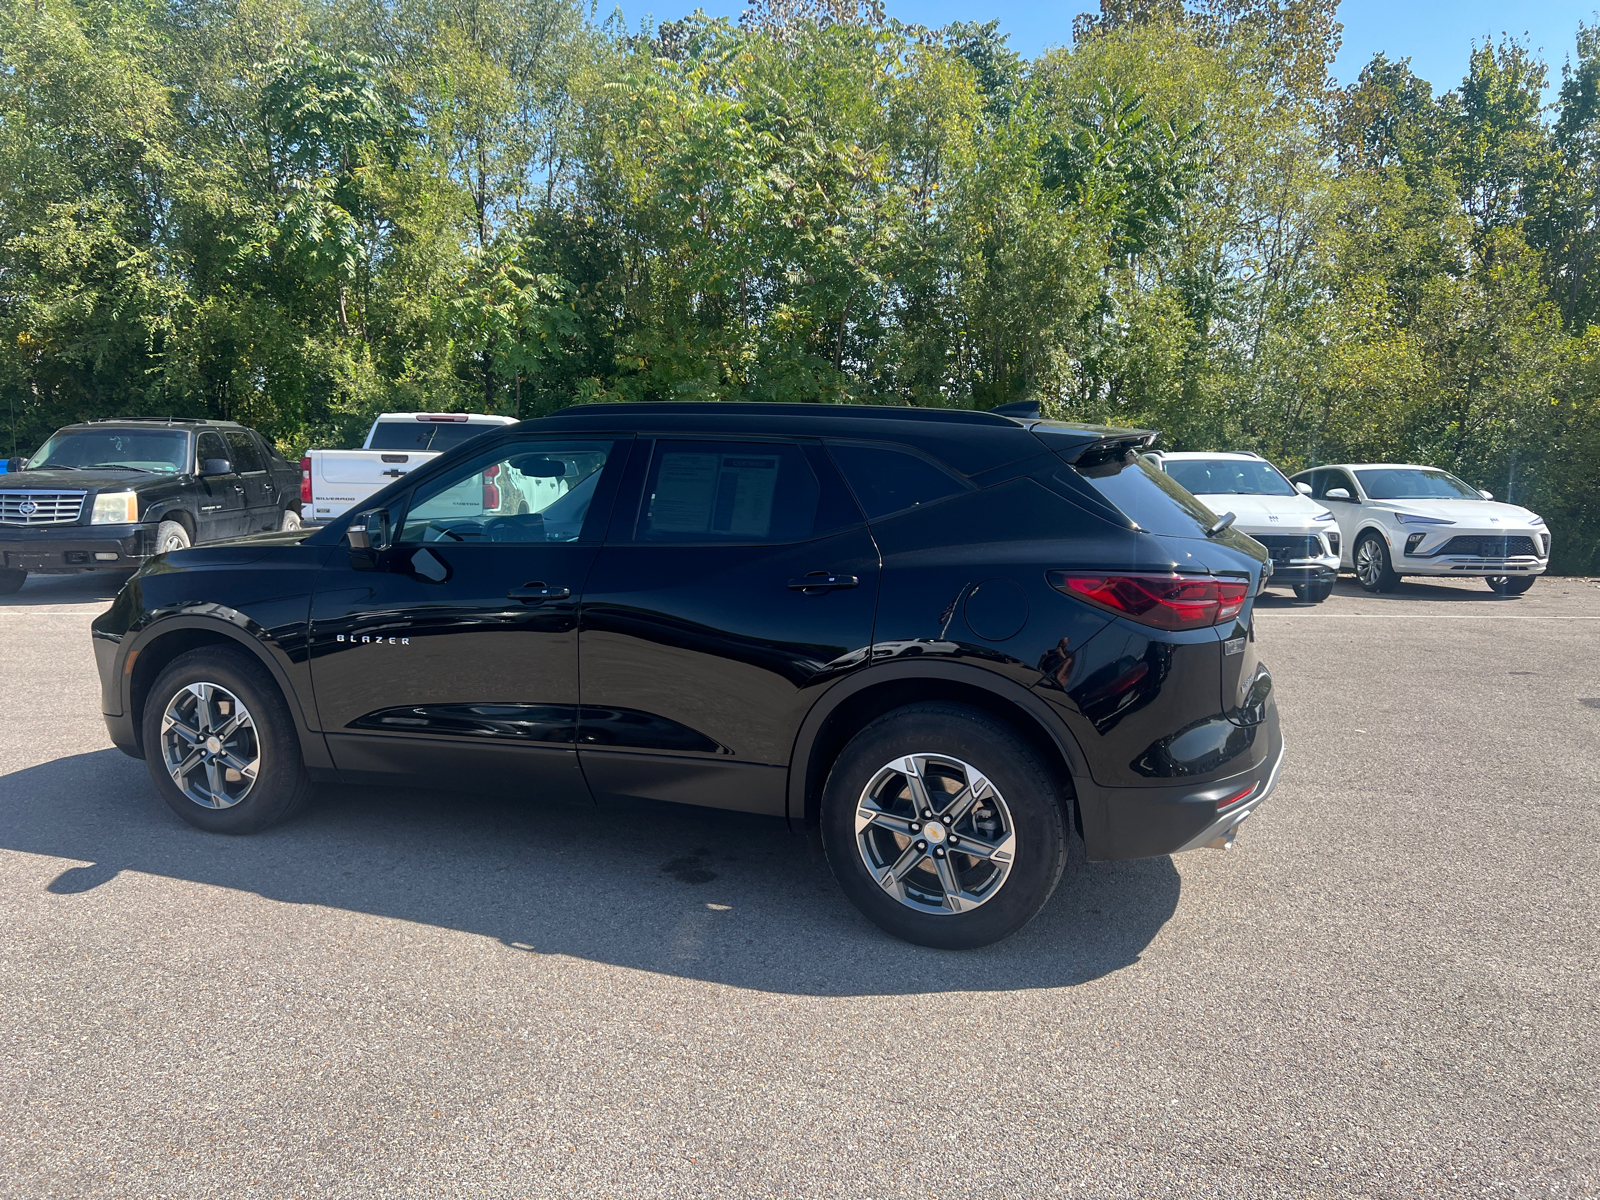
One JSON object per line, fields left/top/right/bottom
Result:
{"left": 1077, "top": 702, "right": 1284, "bottom": 861}
{"left": 1, "top": 522, "right": 156, "bottom": 572}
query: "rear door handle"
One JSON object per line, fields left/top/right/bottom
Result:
{"left": 788, "top": 573, "right": 859, "bottom": 592}
{"left": 508, "top": 584, "right": 571, "bottom": 603}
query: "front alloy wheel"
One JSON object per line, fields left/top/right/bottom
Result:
{"left": 855, "top": 754, "right": 1017, "bottom": 915}
{"left": 159, "top": 681, "right": 260, "bottom": 809}
{"left": 1354, "top": 534, "right": 1400, "bottom": 593}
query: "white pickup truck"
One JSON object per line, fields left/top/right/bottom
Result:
{"left": 299, "top": 413, "right": 517, "bottom": 525}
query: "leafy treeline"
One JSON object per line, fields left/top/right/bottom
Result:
{"left": 3, "top": 0, "right": 1599, "bottom": 569}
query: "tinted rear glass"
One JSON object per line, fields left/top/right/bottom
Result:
{"left": 1079, "top": 456, "right": 1216, "bottom": 537}
{"left": 368, "top": 421, "right": 500, "bottom": 452}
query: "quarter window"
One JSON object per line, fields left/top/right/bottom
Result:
{"left": 826, "top": 442, "right": 968, "bottom": 520}
{"left": 397, "top": 440, "right": 615, "bottom": 544}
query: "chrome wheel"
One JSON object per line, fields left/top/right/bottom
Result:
{"left": 280, "top": 508, "right": 302, "bottom": 531}
{"left": 159, "top": 682, "right": 261, "bottom": 809}
{"left": 854, "top": 754, "right": 1016, "bottom": 915}
{"left": 1355, "top": 538, "right": 1382, "bottom": 588}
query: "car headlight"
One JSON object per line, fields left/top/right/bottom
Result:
{"left": 91, "top": 492, "right": 139, "bottom": 524}
{"left": 1396, "top": 513, "right": 1455, "bottom": 525}
{"left": 1313, "top": 511, "right": 1336, "bottom": 521}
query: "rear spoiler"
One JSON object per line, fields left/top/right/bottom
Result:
{"left": 1023, "top": 422, "right": 1161, "bottom": 475}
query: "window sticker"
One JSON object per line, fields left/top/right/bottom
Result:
{"left": 651, "top": 452, "right": 780, "bottom": 538}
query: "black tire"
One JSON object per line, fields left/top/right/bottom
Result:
{"left": 155, "top": 518, "right": 192, "bottom": 554}
{"left": 0, "top": 567, "right": 25, "bottom": 596}
{"left": 1486, "top": 575, "right": 1536, "bottom": 595}
{"left": 1293, "top": 581, "right": 1334, "bottom": 603}
{"left": 1353, "top": 533, "right": 1401, "bottom": 593}
{"left": 141, "top": 646, "right": 313, "bottom": 834}
{"left": 820, "top": 703, "right": 1070, "bottom": 950}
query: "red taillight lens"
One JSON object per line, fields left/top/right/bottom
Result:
{"left": 1216, "top": 784, "right": 1255, "bottom": 812}
{"left": 1048, "top": 572, "right": 1249, "bottom": 630}
{"left": 300, "top": 456, "right": 312, "bottom": 504}
{"left": 482, "top": 463, "right": 501, "bottom": 510}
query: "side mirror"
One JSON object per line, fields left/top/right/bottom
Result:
{"left": 1479, "top": 489, "right": 1494, "bottom": 500}
{"left": 347, "top": 508, "right": 391, "bottom": 552}
{"left": 4, "top": 457, "right": 21, "bottom": 473}
{"left": 1326, "top": 487, "right": 1352, "bottom": 502}
{"left": 200, "top": 458, "right": 233, "bottom": 477}
{"left": 1295, "top": 482, "right": 1312, "bottom": 495}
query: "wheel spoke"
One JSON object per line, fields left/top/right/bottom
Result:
{"left": 213, "top": 711, "right": 249, "bottom": 742}
{"left": 940, "top": 781, "right": 982, "bottom": 826}
{"left": 164, "top": 716, "right": 202, "bottom": 744}
{"left": 932, "top": 854, "right": 967, "bottom": 913}
{"left": 877, "top": 840, "right": 925, "bottom": 892}
{"left": 898, "top": 756, "right": 935, "bottom": 815}
{"left": 949, "top": 829, "right": 1015, "bottom": 863}
{"left": 857, "top": 805, "right": 917, "bottom": 837}
{"left": 201, "top": 757, "right": 224, "bottom": 800}
{"left": 218, "top": 751, "right": 258, "bottom": 781}
{"left": 191, "top": 683, "right": 218, "bottom": 733}
{"left": 171, "top": 747, "right": 205, "bottom": 782}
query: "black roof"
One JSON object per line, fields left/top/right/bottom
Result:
{"left": 534, "top": 401, "right": 1145, "bottom": 477}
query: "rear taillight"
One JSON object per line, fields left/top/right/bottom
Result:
{"left": 300, "top": 456, "right": 312, "bottom": 504}
{"left": 483, "top": 463, "right": 501, "bottom": 510}
{"left": 1048, "top": 572, "right": 1249, "bottom": 631}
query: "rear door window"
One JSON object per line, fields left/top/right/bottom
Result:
{"left": 826, "top": 442, "right": 969, "bottom": 520}
{"left": 224, "top": 431, "right": 264, "bottom": 474}
{"left": 1078, "top": 456, "right": 1215, "bottom": 537}
{"left": 635, "top": 440, "right": 857, "bottom": 544}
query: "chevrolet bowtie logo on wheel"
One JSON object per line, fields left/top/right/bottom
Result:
{"left": 336, "top": 634, "right": 410, "bottom": 645}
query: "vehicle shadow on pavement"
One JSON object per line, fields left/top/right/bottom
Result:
{"left": 1, "top": 750, "right": 1180, "bottom": 995}
{"left": 0, "top": 571, "right": 132, "bottom": 606}
{"left": 1255, "top": 577, "right": 1527, "bottom": 607}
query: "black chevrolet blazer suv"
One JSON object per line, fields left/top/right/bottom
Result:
{"left": 90, "top": 403, "right": 1283, "bottom": 948}
{"left": 2, "top": 417, "right": 301, "bottom": 593}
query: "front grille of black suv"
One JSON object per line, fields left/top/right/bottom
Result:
{"left": 0, "top": 490, "right": 87, "bottom": 525}
{"left": 1434, "top": 535, "right": 1539, "bottom": 558}
{"left": 1253, "top": 534, "right": 1322, "bottom": 561}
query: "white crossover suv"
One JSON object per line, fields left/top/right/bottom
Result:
{"left": 1287, "top": 464, "right": 1550, "bottom": 595}
{"left": 1149, "top": 451, "right": 1342, "bottom": 602}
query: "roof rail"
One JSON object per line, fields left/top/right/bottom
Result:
{"left": 84, "top": 416, "right": 214, "bottom": 426}
{"left": 549, "top": 401, "right": 1015, "bottom": 427}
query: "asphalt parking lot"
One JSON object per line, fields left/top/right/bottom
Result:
{"left": 2, "top": 570, "right": 1597, "bottom": 1199}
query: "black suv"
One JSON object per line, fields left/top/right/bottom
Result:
{"left": 90, "top": 404, "right": 1283, "bottom": 948}
{"left": 1, "top": 418, "right": 300, "bottom": 594}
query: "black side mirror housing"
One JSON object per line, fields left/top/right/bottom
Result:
{"left": 200, "top": 458, "right": 233, "bottom": 477}
{"left": 4, "top": 458, "right": 21, "bottom": 473}
{"left": 348, "top": 508, "right": 391, "bottom": 552}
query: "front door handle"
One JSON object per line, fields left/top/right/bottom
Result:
{"left": 788, "top": 573, "right": 859, "bottom": 592}
{"left": 508, "top": 584, "right": 572, "bottom": 603}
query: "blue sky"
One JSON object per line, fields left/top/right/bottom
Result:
{"left": 626, "top": 1, "right": 1599, "bottom": 96}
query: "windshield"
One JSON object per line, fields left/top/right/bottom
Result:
{"left": 1355, "top": 468, "right": 1483, "bottom": 500}
{"left": 1163, "top": 458, "right": 1296, "bottom": 497}
{"left": 368, "top": 421, "right": 499, "bottom": 453}
{"left": 26, "top": 429, "right": 188, "bottom": 473}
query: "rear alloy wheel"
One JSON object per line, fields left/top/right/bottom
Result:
{"left": 141, "top": 646, "right": 312, "bottom": 833}
{"left": 279, "top": 507, "right": 303, "bottom": 531}
{"left": 1486, "top": 575, "right": 1536, "bottom": 595}
{"left": 821, "top": 703, "right": 1069, "bottom": 949}
{"left": 1354, "top": 533, "right": 1401, "bottom": 593}
{"left": 1293, "top": 581, "right": 1334, "bottom": 603}
{"left": 156, "top": 519, "right": 192, "bottom": 554}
